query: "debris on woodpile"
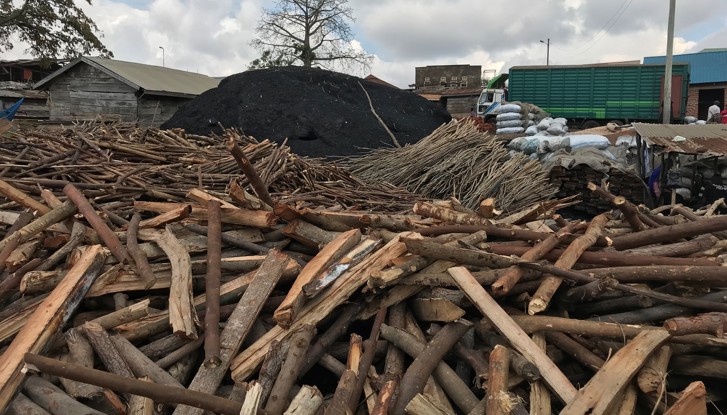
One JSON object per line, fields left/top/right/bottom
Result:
{"left": 161, "top": 66, "right": 452, "bottom": 158}
{"left": 345, "top": 119, "right": 559, "bottom": 213}
{"left": 0, "top": 122, "right": 420, "bottom": 212}
{"left": 2, "top": 122, "right": 727, "bottom": 415}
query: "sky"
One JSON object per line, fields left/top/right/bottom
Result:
{"left": 4, "top": 0, "right": 726, "bottom": 88}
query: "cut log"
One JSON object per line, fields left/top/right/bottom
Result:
{"left": 0, "top": 245, "right": 105, "bottom": 412}
{"left": 149, "top": 225, "right": 198, "bottom": 339}
{"left": 485, "top": 345, "right": 510, "bottom": 415}
{"left": 611, "top": 214, "right": 727, "bottom": 250}
{"left": 448, "top": 266, "right": 577, "bottom": 404}
{"left": 274, "top": 229, "right": 361, "bottom": 329}
{"left": 560, "top": 330, "right": 671, "bottom": 415}
{"left": 663, "top": 381, "right": 707, "bottom": 415}
{"left": 23, "top": 353, "right": 243, "bottom": 415}
{"left": 529, "top": 213, "right": 609, "bottom": 315}
{"left": 637, "top": 345, "right": 671, "bottom": 395}
{"left": 283, "top": 385, "right": 322, "bottom": 415}
{"left": 22, "top": 375, "right": 105, "bottom": 415}
{"left": 404, "top": 394, "right": 450, "bottom": 415}
{"left": 265, "top": 324, "right": 316, "bottom": 415}
{"left": 173, "top": 249, "right": 290, "bottom": 415}
{"left": 204, "top": 199, "right": 222, "bottom": 367}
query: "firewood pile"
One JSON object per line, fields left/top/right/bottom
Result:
{"left": 345, "top": 120, "right": 558, "bottom": 214}
{"left": 0, "top": 122, "right": 727, "bottom": 415}
{"left": 0, "top": 122, "right": 419, "bottom": 212}
{"left": 549, "top": 165, "right": 647, "bottom": 215}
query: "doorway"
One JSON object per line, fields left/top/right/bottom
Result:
{"left": 698, "top": 88, "right": 725, "bottom": 120}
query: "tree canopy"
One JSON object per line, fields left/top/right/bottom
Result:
{"left": 252, "top": 0, "right": 372, "bottom": 71}
{"left": 0, "top": 0, "right": 112, "bottom": 60}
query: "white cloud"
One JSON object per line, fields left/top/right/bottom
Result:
{"left": 5, "top": 0, "right": 723, "bottom": 88}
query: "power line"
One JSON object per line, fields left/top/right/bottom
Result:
{"left": 559, "top": 0, "right": 634, "bottom": 59}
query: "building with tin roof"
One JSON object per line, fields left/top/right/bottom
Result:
{"left": 644, "top": 49, "right": 727, "bottom": 120}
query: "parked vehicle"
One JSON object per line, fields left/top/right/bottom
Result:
{"left": 477, "top": 63, "right": 690, "bottom": 128}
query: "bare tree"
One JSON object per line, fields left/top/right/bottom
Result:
{"left": 252, "top": 0, "right": 372, "bottom": 71}
{"left": 0, "top": 0, "right": 112, "bottom": 60}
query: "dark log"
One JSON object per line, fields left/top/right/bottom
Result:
{"left": 23, "top": 353, "right": 246, "bottom": 415}
{"left": 22, "top": 375, "right": 105, "bottom": 415}
{"left": 226, "top": 137, "right": 274, "bottom": 207}
{"left": 265, "top": 324, "right": 316, "bottom": 415}
{"left": 126, "top": 213, "right": 156, "bottom": 289}
{"left": 205, "top": 199, "right": 222, "bottom": 367}
{"left": 392, "top": 319, "right": 473, "bottom": 415}
{"left": 611, "top": 215, "right": 727, "bottom": 250}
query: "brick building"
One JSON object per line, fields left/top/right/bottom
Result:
{"left": 644, "top": 49, "right": 727, "bottom": 121}
{"left": 414, "top": 65, "right": 482, "bottom": 90}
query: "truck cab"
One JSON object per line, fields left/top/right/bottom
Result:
{"left": 476, "top": 74, "right": 509, "bottom": 122}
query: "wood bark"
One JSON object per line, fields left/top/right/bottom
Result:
{"left": 485, "top": 345, "right": 510, "bottom": 415}
{"left": 22, "top": 375, "right": 105, "bottom": 415}
{"left": 110, "top": 334, "right": 184, "bottom": 388}
{"left": 637, "top": 345, "right": 671, "bottom": 395}
{"left": 664, "top": 312, "right": 727, "bottom": 337}
{"left": 0, "top": 201, "right": 77, "bottom": 253}
{"left": 204, "top": 199, "right": 222, "bottom": 367}
{"left": 611, "top": 214, "right": 727, "bottom": 250}
{"left": 226, "top": 138, "right": 274, "bottom": 207}
{"left": 0, "top": 245, "right": 105, "bottom": 412}
{"left": 560, "top": 330, "right": 671, "bottom": 415}
{"left": 82, "top": 321, "right": 135, "bottom": 380}
{"left": 529, "top": 213, "right": 608, "bottom": 315}
{"left": 173, "top": 249, "right": 290, "bottom": 415}
{"left": 448, "top": 266, "right": 577, "bottom": 404}
{"left": 4, "top": 392, "right": 52, "bottom": 415}
{"left": 265, "top": 324, "right": 316, "bottom": 415}
{"left": 663, "top": 381, "right": 707, "bottom": 415}
{"left": 23, "top": 353, "right": 245, "bottom": 415}
{"left": 274, "top": 229, "right": 360, "bottom": 329}
{"left": 150, "top": 225, "right": 198, "bottom": 339}
{"left": 392, "top": 319, "right": 472, "bottom": 415}
{"left": 126, "top": 213, "right": 157, "bottom": 289}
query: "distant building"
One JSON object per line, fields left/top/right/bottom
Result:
{"left": 33, "top": 57, "right": 220, "bottom": 127}
{"left": 644, "top": 49, "right": 727, "bottom": 120}
{"left": 413, "top": 65, "right": 483, "bottom": 116}
{"left": 0, "top": 59, "right": 66, "bottom": 119}
{"left": 364, "top": 74, "right": 399, "bottom": 89}
{"left": 414, "top": 65, "right": 482, "bottom": 90}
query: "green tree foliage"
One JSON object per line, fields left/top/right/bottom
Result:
{"left": 0, "top": 0, "right": 112, "bottom": 60}
{"left": 252, "top": 0, "right": 372, "bottom": 71}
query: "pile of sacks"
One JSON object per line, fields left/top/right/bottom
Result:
{"left": 495, "top": 102, "right": 549, "bottom": 134}
{"left": 527, "top": 117, "right": 569, "bottom": 136}
{"left": 685, "top": 116, "right": 707, "bottom": 125}
{"left": 507, "top": 134, "right": 611, "bottom": 157}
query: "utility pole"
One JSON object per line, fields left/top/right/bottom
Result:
{"left": 159, "top": 46, "right": 165, "bottom": 67}
{"left": 540, "top": 38, "right": 550, "bottom": 66}
{"left": 662, "top": 0, "right": 676, "bottom": 123}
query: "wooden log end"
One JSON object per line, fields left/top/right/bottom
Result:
{"left": 528, "top": 298, "right": 547, "bottom": 316}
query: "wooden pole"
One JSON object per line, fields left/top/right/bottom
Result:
{"left": 0, "top": 246, "right": 106, "bottom": 412}
{"left": 204, "top": 199, "right": 222, "bottom": 367}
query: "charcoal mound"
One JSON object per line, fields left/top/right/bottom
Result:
{"left": 161, "top": 66, "right": 451, "bottom": 158}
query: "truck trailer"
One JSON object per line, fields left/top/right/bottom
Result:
{"left": 482, "top": 62, "right": 690, "bottom": 128}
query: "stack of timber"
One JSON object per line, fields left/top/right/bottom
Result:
{"left": 549, "top": 164, "right": 647, "bottom": 215}
{"left": 1, "top": 128, "right": 727, "bottom": 415}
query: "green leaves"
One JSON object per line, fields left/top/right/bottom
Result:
{"left": 0, "top": 0, "right": 111, "bottom": 60}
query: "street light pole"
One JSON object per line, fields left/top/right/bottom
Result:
{"left": 159, "top": 46, "right": 165, "bottom": 67}
{"left": 662, "top": 0, "right": 676, "bottom": 124}
{"left": 539, "top": 38, "right": 550, "bottom": 66}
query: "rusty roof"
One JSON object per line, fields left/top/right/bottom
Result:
{"left": 633, "top": 123, "right": 727, "bottom": 156}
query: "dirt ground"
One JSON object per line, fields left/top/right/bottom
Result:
{"left": 162, "top": 66, "right": 451, "bottom": 158}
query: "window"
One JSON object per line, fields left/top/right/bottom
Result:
{"left": 424, "top": 77, "right": 431, "bottom": 82}
{"left": 461, "top": 76, "right": 468, "bottom": 82}
{"left": 451, "top": 76, "right": 458, "bottom": 81}
{"left": 440, "top": 76, "right": 447, "bottom": 84}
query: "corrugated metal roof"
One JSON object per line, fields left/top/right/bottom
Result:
{"left": 633, "top": 123, "right": 727, "bottom": 156}
{"left": 34, "top": 57, "right": 220, "bottom": 98}
{"left": 643, "top": 50, "right": 727, "bottom": 84}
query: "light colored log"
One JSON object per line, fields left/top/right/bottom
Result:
{"left": 239, "top": 382, "right": 263, "bottom": 415}
{"left": 150, "top": 225, "right": 198, "bottom": 339}
{"left": 0, "top": 245, "right": 105, "bottom": 412}
{"left": 448, "top": 266, "right": 577, "bottom": 404}
{"left": 561, "top": 330, "right": 671, "bottom": 415}
{"left": 404, "top": 393, "right": 449, "bottom": 415}
{"left": 283, "top": 385, "right": 323, "bottom": 415}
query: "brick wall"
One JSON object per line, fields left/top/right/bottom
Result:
{"left": 685, "top": 84, "right": 727, "bottom": 119}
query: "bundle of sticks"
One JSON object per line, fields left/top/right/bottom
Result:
{"left": 1, "top": 126, "right": 727, "bottom": 415}
{"left": 344, "top": 119, "right": 559, "bottom": 214}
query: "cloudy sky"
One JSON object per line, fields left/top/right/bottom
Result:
{"left": 6, "top": 0, "right": 727, "bottom": 88}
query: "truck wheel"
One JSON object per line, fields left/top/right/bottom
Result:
{"left": 581, "top": 120, "right": 600, "bottom": 130}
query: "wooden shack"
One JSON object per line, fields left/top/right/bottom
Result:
{"left": 33, "top": 57, "right": 220, "bottom": 127}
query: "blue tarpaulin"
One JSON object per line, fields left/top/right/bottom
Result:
{"left": 0, "top": 97, "right": 25, "bottom": 121}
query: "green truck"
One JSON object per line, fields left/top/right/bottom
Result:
{"left": 505, "top": 62, "right": 690, "bottom": 129}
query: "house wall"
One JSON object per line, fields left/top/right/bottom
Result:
{"left": 47, "top": 64, "right": 139, "bottom": 122}
{"left": 415, "top": 65, "right": 481, "bottom": 90}
{"left": 445, "top": 95, "right": 479, "bottom": 116}
{"left": 685, "top": 83, "right": 727, "bottom": 120}
{"left": 138, "top": 96, "right": 189, "bottom": 127}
